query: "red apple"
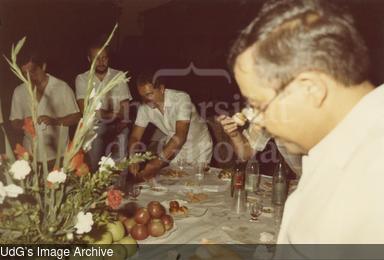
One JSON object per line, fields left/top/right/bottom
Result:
{"left": 134, "top": 207, "right": 150, "bottom": 225}
{"left": 147, "top": 219, "right": 166, "bottom": 237}
{"left": 161, "top": 214, "right": 174, "bottom": 231}
{"left": 147, "top": 201, "right": 166, "bottom": 218}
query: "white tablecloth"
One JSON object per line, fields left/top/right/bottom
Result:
{"left": 131, "top": 167, "right": 278, "bottom": 245}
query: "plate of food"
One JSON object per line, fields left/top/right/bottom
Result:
{"left": 162, "top": 168, "right": 189, "bottom": 178}
{"left": 218, "top": 169, "right": 232, "bottom": 181}
{"left": 161, "top": 200, "right": 208, "bottom": 219}
{"left": 186, "top": 192, "right": 209, "bottom": 203}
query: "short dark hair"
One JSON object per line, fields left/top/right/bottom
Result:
{"left": 136, "top": 71, "right": 165, "bottom": 89}
{"left": 228, "top": 0, "right": 370, "bottom": 88}
{"left": 17, "top": 43, "right": 47, "bottom": 68}
{"left": 88, "top": 34, "right": 110, "bottom": 57}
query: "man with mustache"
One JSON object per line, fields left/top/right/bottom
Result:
{"left": 127, "top": 73, "right": 212, "bottom": 180}
{"left": 75, "top": 36, "right": 132, "bottom": 171}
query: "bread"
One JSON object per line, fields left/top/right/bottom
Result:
{"left": 169, "top": 202, "right": 188, "bottom": 217}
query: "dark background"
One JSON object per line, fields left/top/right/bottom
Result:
{"left": 1, "top": 0, "right": 384, "bottom": 167}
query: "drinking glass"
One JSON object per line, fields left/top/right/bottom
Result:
{"left": 249, "top": 201, "right": 263, "bottom": 222}
{"left": 177, "top": 158, "right": 186, "bottom": 171}
{"left": 128, "top": 184, "right": 141, "bottom": 201}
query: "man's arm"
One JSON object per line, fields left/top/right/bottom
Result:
{"left": 128, "top": 125, "right": 146, "bottom": 155}
{"left": 217, "top": 115, "right": 255, "bottom": 161}
{"left": 138, "top": 120, "right": 190, "bottom": 180}
{"left": 160, "top": 120, "right": 189, "bottom": 162}
{"left": 77, "top": 99, "right": 85, "bottom": 114}
{"left": 38, "top": 112, "right": 81, "bottom": 127}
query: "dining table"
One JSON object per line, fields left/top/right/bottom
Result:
{"left": 124, "top": 165, "right": 286, "bottom": 259}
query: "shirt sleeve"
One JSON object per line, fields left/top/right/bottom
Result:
{"left": 75, "top": 74, "right": 87, "bottom": 100}
{"left": 175, "top": 93, "right": 192, "bottom": 121}
{"left": 134, "top": 105, "right": 150, "bottom": 128}
{"left": 56, "top": 84, "right": 80, "bottom": 117}
{"left": 113, "top": 81, "right": 132, "bottom": 102}
{"left": 9, "top": 87, "right": 24, "bottom": 120}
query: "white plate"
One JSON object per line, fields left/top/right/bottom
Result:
{"left": 161, "top": 200, "right": 208, "bottom": 219}
{"left": 141, "top": 186, "right": 168, "bottom": 195}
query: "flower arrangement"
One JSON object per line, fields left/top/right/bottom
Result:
{"left": 0, "top": 25, "right": 153, "bottom": 243}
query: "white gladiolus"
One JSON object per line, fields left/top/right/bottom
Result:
{"left": 4, "top": 184, "right": 23, "bottom": 198}
{"left": 98, "top": 156, "right": 115, "bottom": 172}
{"left": 9, "top": 160, "right": 31, "bottom": 180}
{"left": 47, "top": 169, "right": 67, "bottom": 184}
{"left": 74, "top": 211, "right": 94, "bottom": 234}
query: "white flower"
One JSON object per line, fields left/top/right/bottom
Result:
{"left": 0, "top": 182, "right": 6, "bottom": 204}
{"left": 47, "top": 169, "right": 67, "bottom": 184}
{"left": 4, "top": 184, "right": 23, "bottom": 198}
{"left": 74, "top": 211, "right": 94, "bottom": 234}
{"left": 83, "top": 131, "right": 98, "bottom": 152}
{"left": 9, "top": 160, "right": 31, "bottom": 180}
{"left": 98, "top": 156, "right": 115, "bottom": 172}
{"left": 95, "top": 100, "right": 102, "bottom": 110}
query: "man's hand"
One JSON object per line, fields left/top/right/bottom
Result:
{"left": 138, "top": 159, "right": 163, "bottom": 180}
{"left": 37, "top": 115, "right": 57, "bottom": 126}
{"left": 216, "top": 115, "right": 241, "bottom": 138}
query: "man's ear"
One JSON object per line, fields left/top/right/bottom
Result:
{"left": 42, "top": 63, "right": 47, "bottom": 72}
{"left": 295, "top": 71, "right": 328, "bottom": 108}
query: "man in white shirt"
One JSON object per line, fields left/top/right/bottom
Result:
{"left": 228, "top": 0, "right": 384, "bottom": 248}
{"left": 75, "top": 37, "right": 132, "bottom": 171}
{"left": 128, "top": 73, "right": 213, "bottom": 180}
{"left": 10, "top": 49, "right": 80, "bottom": 163}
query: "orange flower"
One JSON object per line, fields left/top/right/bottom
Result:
{"left": 107, "top": 189, "right": 123, "bottom": 210}
{"left": 69, "top": 150, "right": 85, "bottom": 170}
{"left": 75, "top": 163, "right": 89, "bottom": 177}
{"left": 23, "top": 117, "right": 35, "bottom": 138}
{"left": 14, "top": 143, "right": 28, "bottom": 159}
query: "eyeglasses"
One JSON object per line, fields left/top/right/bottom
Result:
{"left": 247, "top": 78, "right": 295, "bottom": 132}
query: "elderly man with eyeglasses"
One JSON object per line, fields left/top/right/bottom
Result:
{"left": 224, "top": 0, "right": 384, "bottom": 247}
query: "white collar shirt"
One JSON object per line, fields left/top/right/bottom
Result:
{"left": 135, "top": 89, "right": 212, "bottom": 163}
{"left": 277, "top": 86, "right": 384, "bottom": 244}
{"left": 10, "top": 74, "right": 80, "bottom": 161}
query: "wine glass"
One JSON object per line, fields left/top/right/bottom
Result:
{"left": 249, "top": 201, "right": 263, "bottom": 222}
{"left": 177, "top": 158, "right": 186, "bottom": 171}
{"left": 128, "top": 184, "right": 141, "bottom": 201}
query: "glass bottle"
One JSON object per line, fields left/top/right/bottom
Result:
{"left": 272, "top": 157, "right": 288, "bottom": 205}
{"left": 231, "top": 163, "right": 247, "bottom": 214}
{"left": 245, "top": 159, "right": 260, "bottom": 193}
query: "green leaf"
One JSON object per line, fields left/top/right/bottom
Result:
{"left": 2, "top": 126, "right": 15, "bottom": 163}
{"left": 54, "top": 125, "right": 65, "bottom": 169}
{"left": 14, "top": 37, "right": 26, "bottom": 57}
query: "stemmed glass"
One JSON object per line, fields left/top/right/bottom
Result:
{"left": 127, "top": 184, "right": 141, "bottom": 201}
{"left": 249, "top": 201, "right": 263, "bottom": 222}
